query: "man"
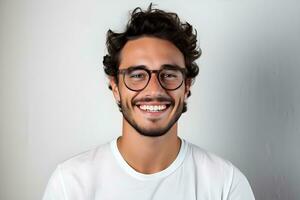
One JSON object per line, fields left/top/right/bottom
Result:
{"left": 43, "top": 5, "right": 255, "bottom": 200}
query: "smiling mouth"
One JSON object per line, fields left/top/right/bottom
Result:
{"left": 135, "top": 101, "right": 172, "bottom": 113}
{"left": 138, "top": 104, "right": 169, "bottom": 112}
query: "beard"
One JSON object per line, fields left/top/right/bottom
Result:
{"left": 119, "top": 96, "right": 185, "bottom": 137}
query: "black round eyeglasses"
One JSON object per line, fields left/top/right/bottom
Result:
{"left": 118, "top": 65, "right": 187, "bottom": 92}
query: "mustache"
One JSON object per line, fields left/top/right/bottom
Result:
{"left": 132, "top": 96, "right": 174, "bottom": 105}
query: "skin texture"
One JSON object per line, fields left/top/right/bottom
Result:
{"left": 110, "top": 37, "right": 191, "bottom": 174}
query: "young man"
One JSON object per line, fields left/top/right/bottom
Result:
{"left": 43, "top": 5, "right": 255, "bottom": 200}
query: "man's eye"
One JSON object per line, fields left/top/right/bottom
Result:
{"left": 162, "top": 73, "right": 178, "bottom": 79}
{"left": 129, "top": 73, "right": 145, "bottom": 79}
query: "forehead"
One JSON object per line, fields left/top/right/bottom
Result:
{"left": 119, "top": 37, "right": 185, "bottom": 69}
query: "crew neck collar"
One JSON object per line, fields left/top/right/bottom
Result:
{"left": 110, "top": 137, "right": 187, "bottom": 181}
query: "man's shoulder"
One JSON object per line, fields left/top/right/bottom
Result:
{"left": 58, "top": 141, "right": 112, "bottom": 172}
{"left": 43, "top": 141, "right": 115, "bottom": 199}
{"left": 185, "top": 140, "right": 252, "bottom": 190}
{"left": 185, "top": 141, "right": 235, "bottom": 174}
{"left": 184, "top": 141, "right": 255, "bottom": 199}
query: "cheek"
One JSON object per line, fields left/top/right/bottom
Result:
{"left": 168, "top": 90, "right": 186, "bottom": 105}
{"left": 119, "top": 88, "right": 138, "bottom": 107}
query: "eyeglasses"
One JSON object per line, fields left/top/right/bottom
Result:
{"left": 118, "top": 65, "right": 187, "bottom": 91}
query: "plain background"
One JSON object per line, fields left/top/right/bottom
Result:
{"left": 1, "top": 0, "right": 299, "bottom": 199}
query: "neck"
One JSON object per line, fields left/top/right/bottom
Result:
{"left": 117, "top": 119, "right": 181, "bottom": 174}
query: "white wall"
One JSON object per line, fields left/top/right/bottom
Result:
{"left": 1, "top": 0, "right": 299, "bottom": 199}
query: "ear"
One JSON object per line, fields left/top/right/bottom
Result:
{"left": 109, "top": 77, "right": 120, "bottom": 102}
{"left": 184, "top": 78, "right": 192, "bottom": 100}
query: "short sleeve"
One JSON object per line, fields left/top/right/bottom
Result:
{"left": 227, "top": 166, "right": 255, "bottom": 200}
{"left": 42, "top": 165, "right": 67, "bottom": 200}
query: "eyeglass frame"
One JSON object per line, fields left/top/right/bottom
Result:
{"left": 117, "top": 65, "right": 188, "bottom": 92}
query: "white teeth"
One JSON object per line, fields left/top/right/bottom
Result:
{"left": 139, "top": 105, "right": 167, "bottom": 112}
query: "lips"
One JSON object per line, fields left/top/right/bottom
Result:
{"left": 138, "top": 104, "right": 168, "bottom": 112}
{"left": 135, "top": 101, "right": 172, "bottom": 114}
{"left": 133, "top": 96, "right": 174, "bottom": 116}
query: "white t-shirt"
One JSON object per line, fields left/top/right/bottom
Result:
{"left": 43, "top": 138, "right": 255, "bottom": 200}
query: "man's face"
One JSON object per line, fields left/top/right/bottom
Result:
{"left": 111, "top": 37, "right": 190, "bottom": 137}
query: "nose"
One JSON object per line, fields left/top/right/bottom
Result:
{"left": 143, "top": 72, "right": 165, "bottom": 95}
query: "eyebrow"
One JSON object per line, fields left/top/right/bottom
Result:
{"left": 161, "top": 64, "right": 183, "bottom": 70}
{"left": 123, "top": 64, "right": 183, "bottom": 71}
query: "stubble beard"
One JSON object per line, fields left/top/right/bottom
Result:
{"left": 120, "top": 99, "right": 184, "bottom": 137}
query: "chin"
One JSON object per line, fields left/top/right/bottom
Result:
{"left": 121, "top": 100, "right": 184, "bottom": 138}
{"left": 137, "top": 128, "right": 170, "bottom": 137}
{"left": 131, "top": 118, "right": 179, "bottom": 138}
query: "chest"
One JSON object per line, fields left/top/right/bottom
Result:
{"left": 91, "top": 168, "right": 225, "bottom": 200}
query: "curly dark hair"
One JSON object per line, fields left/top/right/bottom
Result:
{"left": 103, "top": 4, "right": 201, "bottom": 113}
